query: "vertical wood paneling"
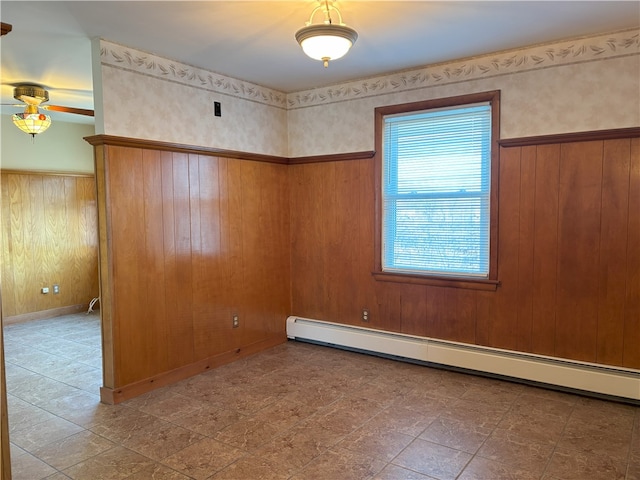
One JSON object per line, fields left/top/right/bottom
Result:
{"left": 9, "top": 175, "right": 31, "bottom": 314}
{"left": 372, "top": 280, "right": 402, "bottom": 332}
{"left": 531, "top": 144, "right": 560, "bottom": 356}
{"left": 516, "top": 146, "right": 536, "bottom": 352}
{"left": 623, "top": 138, "right": 640, "bottom": 369}
{"left": 427, "top": 287, "right": 476, "bottom": 343}
{"left": 333, "top": 161, "right": 362, "bottom": 325}
{"left": 43, "top": 177, "right": 66, "bottom": 306}
{"left": 239, "top": 160, "right": 263, "bottom": 345}
{"left": 555, "top": 141, "right": 603, "bottom": 362}
{"left": 192, "top": 155, "right": 227, "bottom": 359}
{"left": 0, "top": 294, "right": 10, "bottom": 479}
{"left": 0, "top": 181, "right": 13, "bottom": 317}
{"left": 89, "top": 130, "right": 638, "bottom": 397}
{"left": 159, "top": 152, "right": 193, "bottom": 369}
{"left": 95, "top": 146, "right": 114, "bottom": 389}
{"left": 239, "top": 160, "right": 289, "bottom": 345}
{"left": 358, "top": 159, "right": 378, "bottom": 323}
{"left": 290, "top": 164, "right": 326, "bottom": 319}
{"left": 98, "top": 145, "right": 290, "bottom": 392}
{"left": 169, "top": 152, "right": 196, "bottom": 368}
{"left": 187, "top": 154, "right": 203, "bottom": 351}
{"left": 321, "top": 162, "right": 340, "bottom": 323}
{"left": 28, "top": 176, "right": 45, "bottom": 311}
{"left": 224, "top": 157, "right": 245, "bottom": 349}
{"left": 142, "top": 150, "right": 169, "bottom": 375}
{"left": 290, "top": 134, "right": 638, "bottom": 369}
{"left": 596, "top": 139, "right": 630, "bottom": 366}
{"left": 475, "top": 289, "right": 492, "bottom": 347}
{"left": 109, "top": 147, "right": 146, "bottom": 385}
{"left": 79, "top": 178, "right": 99, "bottom": 299}
{"left": 67, "top": 178, "right": 83, "bottom": 306}
{"left": 400, "top": 284, "right": 428, "bottom": 337}
{"left": 490, "top": 146, "right": 521, "bottom": 350}
{"left": 1, "top": 172, "right": 98, "bottom": 319}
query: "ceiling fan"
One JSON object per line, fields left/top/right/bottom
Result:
{"left": 6, "top": 83, "right": 94, "bottom": 138}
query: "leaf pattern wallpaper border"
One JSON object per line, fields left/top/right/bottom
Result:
{"left": 99, "top": 28, "right": 639, "bottom": 111}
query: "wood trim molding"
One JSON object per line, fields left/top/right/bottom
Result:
{"left": 499, "top": 127, "right": 640, "bottom": 147}
{"left": 372, "top": 272, "right": 500, "bottom": 291}
{"left": 84, "top": 135, "right": 289, "bottom": 164}
{"left": 0, "top": 169, "right": 94, "bottom": 178}
{"left": 85, "top": 127, "right": 640, "bottom": 166}
{"left": 0, "top": 22, "right": 12, "bottom": 36}
{"left": 0, "top": 291, "right": 11, "bottom": 480}
{"left": 100, "top": 334, "right": 285, "bottom": 404}
{"left": 372, "top": 90, "right": 501, "bottom": 289}
{"left": 2, "top": 304, "right": 90, "bottom": 326}
{"left": 85, "top": 135, "right": 375, "bottom": 165}
{"left": 289, "top": 150, "right": 375, "bottom": 164}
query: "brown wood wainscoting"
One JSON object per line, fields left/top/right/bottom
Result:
{"left": 289, "top": 128, "right": 640, "bottom": 369}
{"left": 1, "top": 170, "right": 99, "bottom": 323}
{"left": 87, "top": 137, "right": 292, "bottom": 403}
{"left": 86, "top": 128, "right": 639, "bottom": 403}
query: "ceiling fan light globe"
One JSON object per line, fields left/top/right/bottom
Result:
{"left": 12, "top": 112, "right": 52, "bottom": 137}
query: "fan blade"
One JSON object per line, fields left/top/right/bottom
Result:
{"left": 41, "top": 105, "right": 94, "bottom": 117}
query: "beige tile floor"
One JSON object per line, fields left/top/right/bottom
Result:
{"left": 3, "top": 312, "right": 640, "bottom": 479}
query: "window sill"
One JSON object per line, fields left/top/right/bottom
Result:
{"left": 372, "top": 271, "right": 500, "bottom": 291}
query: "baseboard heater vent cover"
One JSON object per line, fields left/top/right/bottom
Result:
{"left": 286, "top": 316, "right": 640, "bottom": 403}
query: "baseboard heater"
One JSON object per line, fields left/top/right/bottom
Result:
{"left": 286, "top": 316, "right": 640, "bottom": 403}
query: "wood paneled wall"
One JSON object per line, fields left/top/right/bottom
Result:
{"left": 0, "top": 291, "right": 10, "bottom": 480}
{"left": 94, "top": 144, "right": 290, "bottom": 401}
{"left": 89, "top": 131, "right": 637, "bottom": 402}
{"left": 1, "top": 172, "right": 98, "bottom": 320}
{"left": 290, "top": 136, "right": 640, "bottom": 369}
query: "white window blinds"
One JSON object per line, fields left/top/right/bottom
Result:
{"left": 382, "top": 102, "right": 492, "bottom": 277}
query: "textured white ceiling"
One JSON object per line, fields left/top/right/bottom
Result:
{"left": 1, "top": 1, "right": 639, "bottom": 123}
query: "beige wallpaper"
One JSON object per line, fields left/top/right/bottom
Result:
{"left": 98, "top": 41, "right": 288, "bottom": 156}
{"left": 287, "top": 55, "right": 640, "bottom": 156}
{"left": 96, "top": 29, "right": 639, "bottom": 158}
{"left": 287, "top": 29, "right": 640, "bottom": 156}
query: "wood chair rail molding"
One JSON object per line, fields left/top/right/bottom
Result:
{"left": 84, "top": 135, "right": 374, "bottom": 165}
{"left": 288, "top": 150, "right": 375, "bottom": 164}
{"left": 86, "top": 128, "right": 639, "bottom": 167}
{"left": 500, "top": 127, "right": 640, "bottom": 147}
{"left": 0, "top": 168, "right": 94, "bottom": 177}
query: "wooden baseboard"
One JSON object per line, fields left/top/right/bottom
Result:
{"left": 100, "top": 334, "right": 286, "bottom": 404}
{"left": 3, "top": 304, "right": 90, "bottom": 325}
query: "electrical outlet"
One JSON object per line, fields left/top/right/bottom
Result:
{"left": 53, "top": 284, "right": 60, "bottom": 294}
{"left": 232, "top": 314, "right": 239, "bottom": 328}
{"left": 362, "top": 309, "right": 369, "bottom": 322}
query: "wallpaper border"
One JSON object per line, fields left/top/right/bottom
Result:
{"left": 100, "top": 28, "right": 639, "bottom": 111}
{"left": 287, "top": 28, "right": 639, "bottom": 109}
{"left": 99, "top": 40, "right": 288, "bottom": 109}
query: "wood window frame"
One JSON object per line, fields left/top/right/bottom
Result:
{"left": 373, "top": 90, "right": 501, "bottom": 291}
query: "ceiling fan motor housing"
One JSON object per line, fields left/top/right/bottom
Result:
{"left": 14, "top": 84, "right": 49, "bottom": 104}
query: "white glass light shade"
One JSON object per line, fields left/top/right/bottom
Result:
{"left": 12, "top": 112, "right": 52, "bottom": 137}
{"left": 295, "top": 24, "right": 358, "bottom": 65}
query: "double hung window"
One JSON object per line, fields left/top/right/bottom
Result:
{"left": 374, "top": 91, "right": 500, "bottom": 289}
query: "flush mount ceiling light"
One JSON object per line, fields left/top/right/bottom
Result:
{"left": 11, "top": 85, "right": 51, "bottom": 139}
{"left": 295, "top": 0, "right": 358, "bottom": 68}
